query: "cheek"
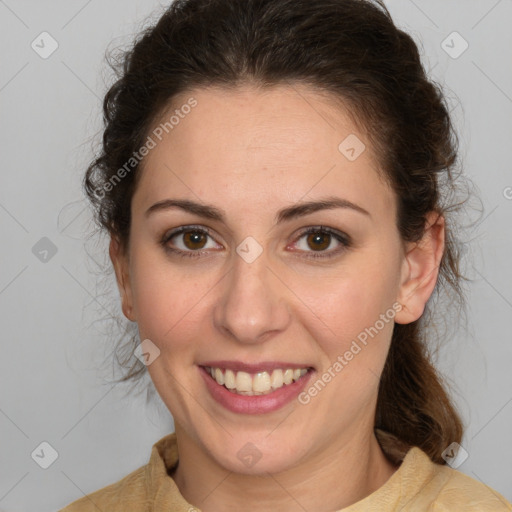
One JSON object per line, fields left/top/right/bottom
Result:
{"left": 294, "top": 273, "right": 398, "bottom": 417}
{"left": 129, "top": 253, "right": 205, "bottom": 405}
{"left": 128, "top": 246, "right": 220, "bottom": 356}
{"left": 291, "top": 254, "right": 400, "bottom": 363}
{"left": 129, "top": 248, "right": 187, "bottom": 341}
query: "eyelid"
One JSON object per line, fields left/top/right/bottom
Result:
{"left": 293, "top": 225, "right": 351, "bottom": 245}
{"left": 287, "top": 226, "right": 351, "bottom": 259}
{"left": 161, "top": 224, "right": 221, "bottom": 249}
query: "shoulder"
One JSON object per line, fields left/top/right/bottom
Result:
{"left": 402, "top": 447, "right": 512, "bottom": 511}
{"left": 427, "top": 462, "right": 512, "bottom": 511}
{"left": 58, "top": 464, "right": 148, "bottom": 511}
{"left": 372, "top": 431, "right": 511, "bottom": 511}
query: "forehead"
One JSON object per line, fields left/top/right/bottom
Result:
{"left": 133, "top": 84, "right": 394, "bottom": 218}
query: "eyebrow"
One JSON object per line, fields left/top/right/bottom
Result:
{"left": 145, "top": 196, "right": 370, "bottom": 223}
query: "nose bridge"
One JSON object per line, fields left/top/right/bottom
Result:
{"left": 213, "top": 242, "right": 290, "bottom": 344}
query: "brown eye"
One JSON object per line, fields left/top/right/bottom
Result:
{"left": 182, "top": 230, "right": 208, "bottom": 250}
{"left": 305, "top": 232, "right": 331, "bottom": 251}
{"left": 161, "top": 225, "right": 219, "bottom": 258}
{"left": 293, "top": 226, "right": 351, "bottom": 260}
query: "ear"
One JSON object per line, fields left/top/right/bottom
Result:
{"left": 394, "top": 212, "right": 445, "bottom": 325}
{"left": 109, "top": 236, "right": 136, "bottom": 322}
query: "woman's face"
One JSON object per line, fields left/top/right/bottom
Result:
{"left": 111, "top": 84, "right": 432, "bottom": 474}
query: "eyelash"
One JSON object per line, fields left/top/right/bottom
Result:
{"left": 160, "top": 224, "right": 351, "bottom": 261}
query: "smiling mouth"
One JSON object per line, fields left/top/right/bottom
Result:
{"left": 203, "top": 366, "right": 312, "bottom": 396}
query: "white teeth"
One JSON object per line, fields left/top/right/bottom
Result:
{"left": 214, "top": 367, "right": 224, "bottom": 386}
{"left": 206, "top": 366, "right": 309, "bottom": 395}
{"left": 271, "top": 369, "right": 284, "bottom": 389}
{"left": 224, "top": 369, "right": 236, "bottom": 389}
{"left": 253, "top": 372, "right": 271, "bottom": 393}
{"left": 235, "top": 371, "right": 253, "bottom": 392}
{"left": 283, "top": 369, "right": 294, "bottom": 385}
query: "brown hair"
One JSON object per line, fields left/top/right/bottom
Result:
{"left": 85, "top": 0, "right": 467, "bottom": 463}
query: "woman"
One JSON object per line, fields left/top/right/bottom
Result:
{"left": 60, "top": 0, "right": 512, "bottom": 510}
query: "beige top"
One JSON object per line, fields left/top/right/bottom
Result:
{"left": 60, "top": 429, "right": 512, "bottom": 511}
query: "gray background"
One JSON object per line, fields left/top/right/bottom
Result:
{"left": 0, "top": 1, "right": 511, "bottom": 510}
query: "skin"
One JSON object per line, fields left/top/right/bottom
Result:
{"left": 110, "top": 84, "right": 445, "bottom": 511}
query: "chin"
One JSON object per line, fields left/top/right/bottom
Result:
{"left": 224, "top": 450, "right": 298, "bottom": 475}
{"left": 205, "top": 434, "right": 305, "bottom": 476}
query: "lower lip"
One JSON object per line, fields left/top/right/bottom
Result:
{"left": 199, "top": 366, "right": 313, "bottom": 415}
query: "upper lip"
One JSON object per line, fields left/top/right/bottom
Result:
{"left": 200, "top": 361, "right": 314, "bottom": 374}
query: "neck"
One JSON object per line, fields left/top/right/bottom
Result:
{"left": 171, "top": 424, "right": 398, "bottom": 512}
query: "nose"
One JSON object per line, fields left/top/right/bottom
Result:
{"left": 213, "top": 247, "right": 291, "bottom": 345}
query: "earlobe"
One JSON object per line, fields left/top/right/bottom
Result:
{"left": 109, "top": 236, "right": 136, "bottom": 322}
{"left": 394, "top": 212, "right": 445, "bottom": 325}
